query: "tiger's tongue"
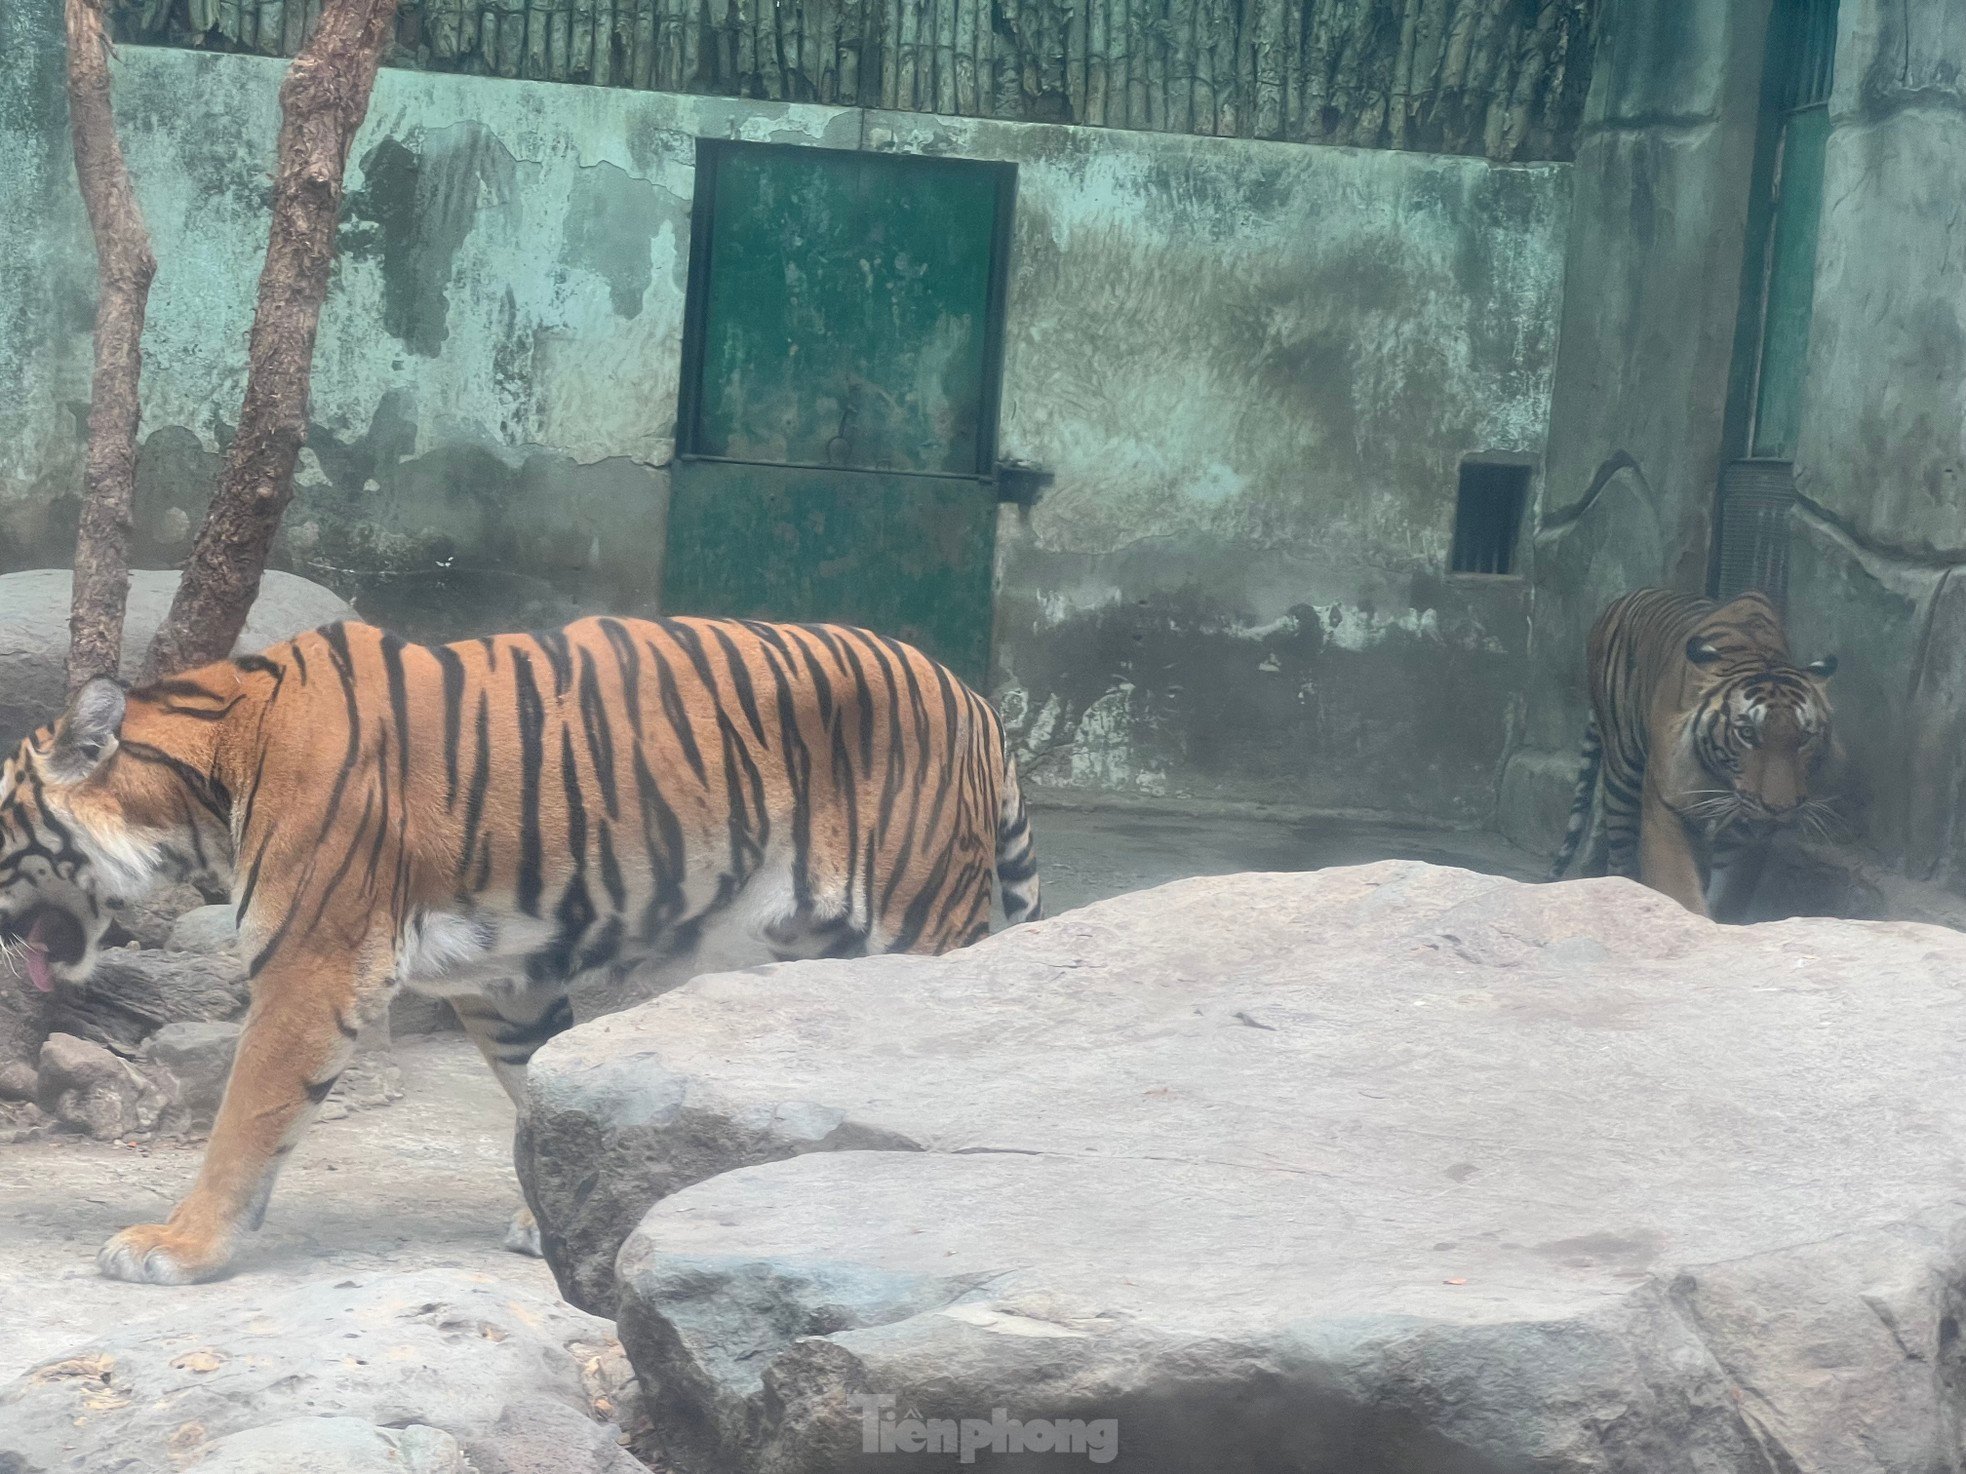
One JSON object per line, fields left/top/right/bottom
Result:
{"left": 22, "top": 917, "right": 52, "bottom": 993}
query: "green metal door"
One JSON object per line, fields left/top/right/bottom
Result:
{"left": 1713, "top": 0, "right": 1836, "bottom": 603}
{"left": 665, "top": 142, "right": 1015, "bottom": 688}
{"left": 1747, "top": 101, "right": 1828, "bottom": 460}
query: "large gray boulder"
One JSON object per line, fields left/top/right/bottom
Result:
{"left": 0, "top": 567, "right": 355, "bottom": 745}
{"left": 523, "top": 861, "right": 1966, "bottom": 1474}
{"left": 0, "top": 1269, "right": 642, "bottom": 1474}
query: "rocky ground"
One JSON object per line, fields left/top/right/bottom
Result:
{"left": 0, "top": 803, "right": 1539, "bottom": 1472}
{"left": 0, "top": 1033, "right": 539, "bottom": 1383}
{"left": 13, "top": 707, "right": 1963, "bottom": 1473}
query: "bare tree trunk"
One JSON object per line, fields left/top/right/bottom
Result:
{"left": 141, "top": 0, "right": 398, "bottom": 682}
{"left": 63, "top": 0, "right": 157, "bottom": 693}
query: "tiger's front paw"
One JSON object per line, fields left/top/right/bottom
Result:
{"left": 97, "top": 1222, "right": 233, "bottom": 1284}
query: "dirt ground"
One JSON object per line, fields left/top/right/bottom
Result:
{"left": 0, "top": 1035, "right": 553, "bottom": 1381}
{"left": 0, "top": 806, "right": 1537, "bottom": 1380}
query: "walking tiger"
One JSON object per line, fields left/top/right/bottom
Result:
{"left": 1548, "top": 588, "right": 1836, "bottom": 918}
{"left": 0, "top": 616, "right": 1041, "bottom": 1283}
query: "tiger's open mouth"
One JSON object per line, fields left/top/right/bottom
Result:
{"left": 1, "top": 907, "right": 87, "bottom": 992}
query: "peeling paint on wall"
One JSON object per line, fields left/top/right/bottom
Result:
{"left": 561, "top": 160, "right": 668, "bottom": 320}
{"left": 342, "top": 123, "right": 522, "bottom": 357}
{"left": 0, "top": 49, "right": 770, "bottom": 632}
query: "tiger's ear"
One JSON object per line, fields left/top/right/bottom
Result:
{"left": 1806, "top": 655, "right": 1838, "bottom": 680}
{"left": 1685, "top": 635, "right": 1723, "bottom": 665}
{"left": 48, "top": 677, "right": 126, "bottom": 784}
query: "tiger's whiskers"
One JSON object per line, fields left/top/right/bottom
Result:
{"left": 1797, "top": 798, "right": 1848, "bottom": 843}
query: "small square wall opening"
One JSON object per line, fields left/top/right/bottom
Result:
{"left": 1450, "top": 462, "right": 1530, "bottom": 575}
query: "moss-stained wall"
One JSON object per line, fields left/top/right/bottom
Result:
{"left": 871, "top": 115, "right": 1567, "bottom": 816}
{"left": 0, "top": 0, "right": 92, "bottom": 552}
{"left": 1, "top": 22, "right": 1569, "bottom": 819}
{"left": 1, "top": 43, "right": 865, "bottom": 633}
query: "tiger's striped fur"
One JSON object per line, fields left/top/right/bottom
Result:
{"left": 0, "top": 616, "right": 1040, "bottom": 1284}
{"left": 1547, "top": 588, "right": 1836, "bottom": 918}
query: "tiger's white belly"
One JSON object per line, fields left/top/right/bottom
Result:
{"left": 392, "top": 855, "right": 813, "bottom": 1000}
{"left": 393, "top": 910, "right": 561, "bottom": 998}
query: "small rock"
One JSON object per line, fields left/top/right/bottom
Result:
{"left": 0, "top": 1269, "right": 637, "bottom": 1473}
{"left": 456, "top": 1403, "right": 649, "bottom": 1474}
{"left": 0, "top": 1059, "right": 37, "bottom": 1101}
{"left": 0, "top": 1097, "right": 51, "bottom": 1144}
{"left": 36, "top": 1032, "right": 165, "bottom": 1140}
{"left": 49, "top": 947, "right": 248, "bottom": 1054}
{"left": 109, "top": 881, "right": 213, "bottom": 950}
{"left": 146, "top": 1019, "right": 241, "bottom": 1119}
{"left": 165, "top": 904, "right": 237, "bottom": 956}
{"left": 0, "top": 967, "right": 51, "bottom": 1096}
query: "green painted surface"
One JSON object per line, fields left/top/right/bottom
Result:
{"left": 1750, "top": 104, "right": 1828, "bottom": 460}
{"left": 1, "top": 34, "right": 1575, "bottom": 818}
{"left": 668, "top": 142, "right": 1009, "bottom": 686}
{"left": 664, "top": 462, "right": 998, "bottom": 685}
{"left": 689, "top": 144, "right": 1004, "bottom": 473}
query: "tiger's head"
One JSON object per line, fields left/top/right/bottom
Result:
{"left": 0, "top": 678, "right": 165, "bottom": 993}
{"left": 1677, "top": 623, "right": 1838, "bottom": 835}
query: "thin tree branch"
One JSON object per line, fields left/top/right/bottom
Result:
{"left": 141, "top": 0, "right": 399, "bottom": 681}
{"left": 64, "top": 0, "right": 157, "bottom": 692}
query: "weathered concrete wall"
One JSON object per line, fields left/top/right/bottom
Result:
{"left": 2, "top": 28, "right": 1568, "bottom": 820}
{"left": 1783, "top": 0, "right": 1966, "bottom": 885}
{"left": 0, "top": 0, "right": 94, "bottom": 558}
{"left": 1, "top": 30, "right": 862, "bottom": 634}
{"left": 1496, "top": 0, "right": 1771, "bottom": 853}
{"left": 871, "top": 115, "right": 1567, "bottom": 817}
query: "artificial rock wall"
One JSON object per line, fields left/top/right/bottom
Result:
{"left": 1783, "top": 0, "right": 1966, "bottom": 886}
{"left": 1496, "top": 0, "right": 1773, "bottom": 852}
{"left": 1498, "top": 0, "right": 1966, "bottom": 892}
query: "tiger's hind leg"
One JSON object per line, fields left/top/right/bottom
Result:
{"left": 453, "top": 986, "right": 575, "bottom": 1107}
{"left": 453, "top": 985, "right": 576, "bottom": 1258}
{"left": 98, "top": 949, "right": 390, "bottom": 1284}
{"left": 763, "top": 907, "right": 869, "bottom": 962}
{"left": 1599, "top": 758, "right": 1645, "bottom": 880}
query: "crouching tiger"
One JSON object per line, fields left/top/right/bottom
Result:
{"left": 0, "top": 616, "right": 1041, "bottom": 1284}
{"left": 1547, "top": 588, "right": 1836, "bottom": 918}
